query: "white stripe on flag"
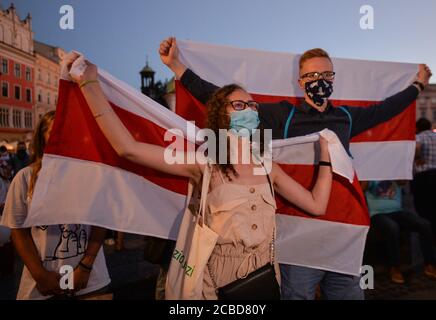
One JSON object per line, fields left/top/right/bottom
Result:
{"left": 26, "top": 154, "right": 186, "bottom": 239}
{"left": 98, "top": 69, "right": 199, "bottom": 143}
{"left": 276, "top": 214, "right": 369, "bottom": 276}
{"left": 272, "top": 130, "right": 355, "bottom": 183}
{"left": 178, "top": 40, "right": 418, "bottom": 100}
{"left": 350, "top": 141, "right": 416, "bottom": 180}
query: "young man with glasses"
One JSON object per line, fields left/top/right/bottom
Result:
{"left": 159, "top": 37, "right": 432, "bottom": 300}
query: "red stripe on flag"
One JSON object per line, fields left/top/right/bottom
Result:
{"left": 275, "top": 165, "right": 370, "bottom": 226}
{"left": 175, "top": 82, "right": 207, "bottom": 128}
{"left": 46, "top": 79, "right": 189, "bottom": 195}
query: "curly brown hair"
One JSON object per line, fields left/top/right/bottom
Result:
{"left": 206, "top": 84, "right": 264, "bottom": 181}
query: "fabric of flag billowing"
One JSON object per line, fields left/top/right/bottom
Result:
{"left": 25, "top": 58, "right": 355, "bottom": 274}
{"left": 26, "top": 59, "right": 196, "bottom": 243}
{"left": 175, "top": 40, "right": 418, "bottom": 275}
{"left": 25, "top": 42, "right": 417, "bottom": 277}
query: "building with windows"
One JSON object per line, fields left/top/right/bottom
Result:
{"left": 34, "top": 40, "right": 65, "bottom": 121}
{"left": 0, "top": 3, "right": 35, "bottom": 143}
{"left": 416, "top": 84, "right": 436, "bottom": 128}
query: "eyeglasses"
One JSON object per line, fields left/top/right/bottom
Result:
{"left": 227, "top": 100, "right": 259, "bottom": 111}
{"left": 300, "top": 71, "right": 336, "bottom": 81}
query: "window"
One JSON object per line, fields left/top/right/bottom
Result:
{"left": 14, "top": 63, "right": 21, "bottom": 78}
{"left": 38, "top": 90, "right": 42, "bottom": 103}
{"left": 1, "top": 59, "right": 8, "bottom": 74}
{"left": 47, "top": 93, "right": 50, "bottom": 105}
{"left": 47, "top": 72, "right": 51, "bottom": 85}
{"left": 55, "top": 95, "right": 58, "bottom": 105}
{"left": 419, "top": 98, "right": 426, "bottom": 105}
{"left": 0, "top": 107, "right": 9, "bottom": 127}
{"left": 14, "top": 86, "right": 21, "bottom": 100}
{"left": 38, "top": 69, "right": 42, "bottom": 81}
{"left": 26, "top": 88, "right": 32, "bottom": 103}
{"left": 2, "top": 82, "right": 8, "bottom": 97}
{"left": 25, "top": 67, "right": 31, "bottom": 81}
{"left": 12, "top": 109, "right": 21, "bottom": 128}
{"left": 420, "top": 108, "right": 427, "bottom": 118}
{"left": 24, "top": 111, "right": 32, "bottom": 129}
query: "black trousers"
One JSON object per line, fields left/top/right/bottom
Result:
{"left": 371, "top": 211, "right": 436, "bottom": 267}
{"left": 411, "top": 169, "right": 436, "bottom": 236}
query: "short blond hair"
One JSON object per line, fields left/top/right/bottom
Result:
{"left": 299, "top": 48, "right": 332, "bottom": 71}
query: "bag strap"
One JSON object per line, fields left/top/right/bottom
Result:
{"left": 197, "top": 161, "right": 213, "bottom": 222}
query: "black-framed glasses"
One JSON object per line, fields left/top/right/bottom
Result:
{"left": 300, "top": 71, "right": 336, "bottom": 81}
{"left": 227, "top": 100, "right": 259, "bottom": 111}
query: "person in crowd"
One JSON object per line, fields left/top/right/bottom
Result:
{"left": 0, "top": 111, "right": 112, "bottom": 300}
{"left": 11, "top": 141, "right": 30, "bottom": 176}
{"left": 0, "top": 146, "right": 13, "bottom": 213}
{"left": 66, "top": 53, "right": 334, "bottom": 299}
{"left": 362, "top": 180, "right": 436, "bottom": 284}
{"left": 104, "top": 230, "right": 124, "bottom": 251}
{"left": 159, "top": 36, "right": 432, "bottom": 300}
{"left": 412, "top": 118, "right": 436, "bottom": 236}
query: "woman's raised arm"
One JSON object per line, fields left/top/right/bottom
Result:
{"left": 68, "top": 54, "right": 202, "bottom": 182}
{"left": 271, "top": 137, "right": 333, "bottom": 216}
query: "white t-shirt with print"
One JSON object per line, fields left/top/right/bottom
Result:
{"left": 0, "top": 166, "right": 111, "bottom": 300}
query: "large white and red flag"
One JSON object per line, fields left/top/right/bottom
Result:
{"left": 174, "top": 41, "right": 417, "bottom": 275}
{"left": 24, "top": 42, "right": 417, "bottom": 276}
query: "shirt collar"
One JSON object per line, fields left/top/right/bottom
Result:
{"left": 297, "top": 99, "right": 333, "bottom": 114}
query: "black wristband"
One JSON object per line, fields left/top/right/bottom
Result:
{"left": 413, "top": 81, "right": 425, "bottom": 92}
{"left": 78, "top": 261, "right": 92, "bottom": 272}
{"left": 318, "top": 161, "right": 332, "bottom": 167}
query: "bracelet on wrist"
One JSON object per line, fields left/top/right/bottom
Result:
{"left": 318, "top": 161, "right": 332, "bottom": 167}
{"left": 78, "top": 261, "right": 92, "bottom": 273}
{"left": 79, "top": 79, "right": 99, "bottom": 89}
{"left": 413, "top": 81, "right": 425, "bottom": 92}
{"left": 94, "top": 109, "right": 113, "bottom": 119}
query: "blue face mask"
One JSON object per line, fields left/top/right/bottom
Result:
{"left": 229, "top": 109, "right": 260, "bottom": 137}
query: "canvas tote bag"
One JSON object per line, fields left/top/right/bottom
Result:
{"left": 165, "top": 163, "right": 218, "bottom": 300}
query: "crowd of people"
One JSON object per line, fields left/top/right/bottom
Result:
{"left": 0, "top": 37, "right": 435, "bottom": 300}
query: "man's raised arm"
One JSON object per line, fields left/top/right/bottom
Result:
{"left": 347, "top": 64, "right": 432, "bottom": 137}
{"left": 159, "top": 37, "right": 219, "bottom": 105}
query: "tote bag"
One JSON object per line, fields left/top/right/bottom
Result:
{"left": 165, "top": 163, "right": 218, "bottom": 300}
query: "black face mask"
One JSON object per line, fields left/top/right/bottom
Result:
{"left": 304, "top": 79, "right": 334, "bottom": 106}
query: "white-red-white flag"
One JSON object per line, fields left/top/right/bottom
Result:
{"left": 25, "top": 42, "right": 417, "bottom": 276}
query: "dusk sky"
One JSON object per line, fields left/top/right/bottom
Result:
{"left": 8, "top": 0, "right": 436, "bottom": 89}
